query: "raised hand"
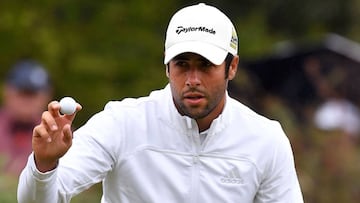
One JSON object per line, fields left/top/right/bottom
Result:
{"left": 32, "top": 100, "right": 82, "bottom": 172}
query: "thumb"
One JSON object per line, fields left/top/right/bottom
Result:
{"left": 63, "top": 103, "right": 82, "bottom": 122}
{"left": 62, "top": 124, "right": 73, "bottom": 146}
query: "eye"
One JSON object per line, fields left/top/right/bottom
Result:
{"left": 172, "top": 60, "right": 190, "bottom": 71}
{"left": 175, "top": 60, "right": 188, "bottom": 67}
{"left": 198, "top": 59, "right": 214, "bottom": 71}
{"left": 201, "top": 60, "right": 213, "bottom": 67}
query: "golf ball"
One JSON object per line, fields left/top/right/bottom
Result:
{"left": 59, "top": 97, "right": 77, "bottom": 115}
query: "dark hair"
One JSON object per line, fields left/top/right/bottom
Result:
{"left": 224, "top": 53, "right": 234, "bottom": 79}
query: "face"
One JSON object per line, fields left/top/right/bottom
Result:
{"left": 167, "top": 52, "right": 238, "bottom": 128}
{"left": 3, "top": 85, "right": 52, "bottom": 122}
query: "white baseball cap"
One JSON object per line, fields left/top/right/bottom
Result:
{"left": 164, "top": 3, "right": 238, "bottom": 65}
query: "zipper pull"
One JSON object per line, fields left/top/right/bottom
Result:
{"left": 193, "top": 155, "right": 199, "bottom": 164}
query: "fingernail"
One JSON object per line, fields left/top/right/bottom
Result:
{"left": 52, "top": 125, "right": 58, "bottom": 131}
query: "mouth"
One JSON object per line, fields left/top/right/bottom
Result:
{"left": 183, "top": 92, "right": 205, "bottom": 105}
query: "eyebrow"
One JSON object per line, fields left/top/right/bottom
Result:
{"left": 173, "top": 53, "right": 191, "bottom": 60}
{"left": 173, "top": 53, "right": 211, "bottom": 63}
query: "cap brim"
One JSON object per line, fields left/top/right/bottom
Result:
{"left": 164, "top": 41, "right": 228, "bottom": 65}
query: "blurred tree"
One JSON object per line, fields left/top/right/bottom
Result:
{"left": 0, "top": 0, "right": 176, "bottom": 126}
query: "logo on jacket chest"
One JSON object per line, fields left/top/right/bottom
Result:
{"left": 220, "top": 167, "right": 244, "bottom": 184}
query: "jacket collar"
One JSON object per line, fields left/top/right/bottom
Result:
{"left": 159, "top": 84, "right": 231, "bottom": 136}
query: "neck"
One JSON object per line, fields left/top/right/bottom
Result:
{"left": 196, "top": 95, "right": 226, "bottom": 132}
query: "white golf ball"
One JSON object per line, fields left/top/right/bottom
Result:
{"left": 59, "top": 97, "right": 77, "bottom": 115}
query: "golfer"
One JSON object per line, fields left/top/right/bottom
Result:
{"left": 18, "top": 3, "right": 303, "bottom": 203}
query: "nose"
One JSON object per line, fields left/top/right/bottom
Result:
{"left": 185, "top": 68, "right": 201, "bottom": 87}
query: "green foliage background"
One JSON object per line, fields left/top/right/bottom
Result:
{"left": 1, "top": 0, "right": 360, "bottom": 124}
{"left": 1, "top": 0, "right": 360, "bottom": 202}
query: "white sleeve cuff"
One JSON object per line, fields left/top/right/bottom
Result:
{"left": 28, "top": 152, "right": 57, "bottom": 182}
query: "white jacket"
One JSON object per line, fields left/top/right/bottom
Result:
{"left": 18, "top": 84, "right": 303, "bottom": 203}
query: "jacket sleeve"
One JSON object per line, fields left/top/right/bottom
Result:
{"left": 17, "top": 109, "right": 120, "bottom": 203}
{"left": 254, "top": 124, "right": 304, "bottom": 203}
{"left": 17, "top": 153, "right": 62, "bottom": 203}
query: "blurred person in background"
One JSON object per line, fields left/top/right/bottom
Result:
{"left": 303, "top": 57, "right": 360, "bottom": 140}
{"left": 0, "top": 60, "right": 52, "bottom": 175}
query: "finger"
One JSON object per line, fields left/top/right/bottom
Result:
{"left": 41, "top": 111, "right": 58, "bottom": 132}
{"left": 33, "top": 125, "right": 52, "bottom": 143}
{"left": 63, "top": 103, "right": 82, "bottom": 122}
{"left": 48, "top": 101, "right": 61, "bottom": 118}
{"left": 62, "top": 124, "right": 73, "bottom": 146}
{"left": 76, "top": 103, "right": 82, "bottom": 112}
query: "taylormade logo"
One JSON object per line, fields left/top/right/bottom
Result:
{"left": 176, "top": 26, "right": 216, "bottom": 35}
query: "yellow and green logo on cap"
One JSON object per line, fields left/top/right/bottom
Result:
{"left": 230, "top": 28, "right": 238, "bottom": 51}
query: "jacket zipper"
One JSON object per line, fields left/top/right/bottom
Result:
{"left": 189, "top": 128, "right": 201, "bottom": 203}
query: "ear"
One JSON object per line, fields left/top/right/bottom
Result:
{"left": 228, "top": 55, "right": 239, "bottom": 80}
{"left": 165, "top": 64, "right": 170, "bottom": 78}
{"left": 164, "top": 51, "right": 170, "bottom": 78}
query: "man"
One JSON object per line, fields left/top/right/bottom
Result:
{"left": 18, "top": 3, "right": 303, "bottom": 202}
{"left": 0, "top": 60, "right": 52, "bottom": 175}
